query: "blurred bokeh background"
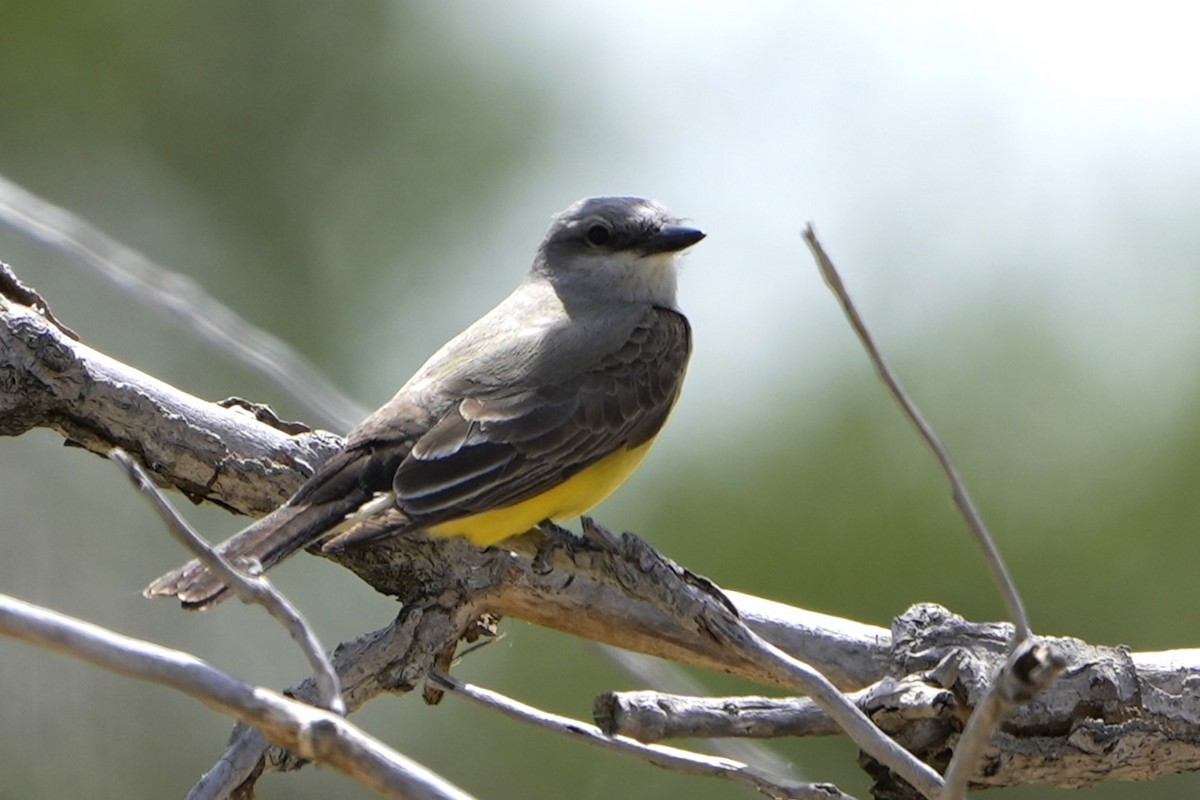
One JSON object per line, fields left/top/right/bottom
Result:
{"left": 3, "top": 2, "right": 1200, "bottom": 798}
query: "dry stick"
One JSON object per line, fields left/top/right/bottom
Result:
{"left": 597, "top": 646, "right": 800, "bottom": 778}
{"left": 108, "top": 448, "right": 345, "bottom": 716}
{"left": 0, "top": 594, "right": 472, "bottom": 800}
{"left": 0, "top": 172, "right": 366, "bottom": 431}
{"left": 801, "top": 225, "right": 1030, "bottom": 641}
{"left": 596, "top": 690, "right": 857, "bottom": 741}
{"left": 187, "top": 726, "right": 269, "bottom": 800}
{"left": 428, "top": 671, "right": 852, "bottom": 800}
{"left": 803, "top": 226, "right": 1044, "bottom": 799}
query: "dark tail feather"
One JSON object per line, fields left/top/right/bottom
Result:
{"left": 143, "top": 498, "right": 361, "bottom": 609}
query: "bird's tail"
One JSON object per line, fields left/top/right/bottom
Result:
{"left": 143, "top": 498, "right": 361, "bottom": 609}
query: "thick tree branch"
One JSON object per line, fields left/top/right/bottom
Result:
{"left": 600, "top": 605, "right": 1200, "bottom": 793}
{"left": 0, "top": 261, "right": 343, "bottom": 515}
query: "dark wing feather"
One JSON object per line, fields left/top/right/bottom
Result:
{"left": 392, "top": 307, "right": 691, "bottom": 524}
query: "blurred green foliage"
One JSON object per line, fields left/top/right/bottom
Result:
{"left": 0, "top": 1, "right": 545, "bottom": 388}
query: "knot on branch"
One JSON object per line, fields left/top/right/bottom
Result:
{"left": 218, "top": 397, "right": 315, "bottom": 436}
{"left": 0, "top": 285, "right": 83, "bottom": 435}
{"left": 863, "top": 604, "right": 1144, "bottom": 796}
{"left": 0, "top": 262, "right": 78, "bottom": 338}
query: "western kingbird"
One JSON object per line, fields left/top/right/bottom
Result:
{"left": 146, "top": 196, "right": 704, "bottom": 608}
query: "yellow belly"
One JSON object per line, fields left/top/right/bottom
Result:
{"left": 427, "top": 440, "right": 656, "bottom": 545}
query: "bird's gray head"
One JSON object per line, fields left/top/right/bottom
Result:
{"left": 531, "top": 196, "right": 704, "bottom": 309}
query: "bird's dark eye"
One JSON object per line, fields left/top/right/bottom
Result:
{"left": 585, "top": 223, "right": 611, "bottom": 247}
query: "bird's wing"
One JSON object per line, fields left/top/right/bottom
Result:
{"left": 391, "top": 306, "right": 691, "bottom": 522}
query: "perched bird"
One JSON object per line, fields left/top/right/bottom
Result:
{"left": 146, "top": 196, "right": 704, "bottom": 608}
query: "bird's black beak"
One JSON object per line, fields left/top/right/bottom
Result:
{"left": 640, "top": 225, "right": 706, "bottom": 255}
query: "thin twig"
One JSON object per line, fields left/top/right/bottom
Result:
{"left": 428, "top": 671, "right": 851, "bottom": 800}
{"left": 802, "top": 225, "right": 1031, "bottom": 641}
{"left": 108, "top": 448, "right": 344, "bottom": 715}
{"left": 0, "top": 172, "right": 365, "bottom": 431}
{"left": 0, "top": 593, "right": 471, "bottom": 800}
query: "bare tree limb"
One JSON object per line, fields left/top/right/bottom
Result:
{"left": 253, "top": 514, "right": 946, "bottom": 795}
{"left": 596, "top": 645, "right": 800, "bottom": 779}
{"left": 0, "top": 261, "right": 344, "bottom": 515}
{"left": 0, "top": 593, "right": 472, "bottom": 800}
{"left": 596, "top": 690, "right": 862, "bottom": 741}
{"left": 599, "top": 606, "right": 1200, "bottom": 796}
{"left": 725, "top": 592, "right": 891, "bottom": 691}
{"left": 427, "top": 670, "right": 852, "bottom": 800}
